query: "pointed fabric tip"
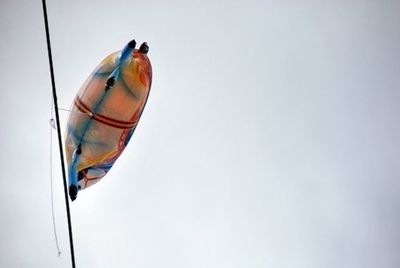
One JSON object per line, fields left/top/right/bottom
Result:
{"left": 139, "top": 42, "right": 149, "bottom": 54}
{"left": 128, "top": 39, "right": 136, "bottom": 48}
{"left": 69, "top": 185, "right": 78, "bottom": 201}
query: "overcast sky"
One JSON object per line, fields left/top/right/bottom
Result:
{"left": 1, "top": 0, "right": 400, "bottom": 267}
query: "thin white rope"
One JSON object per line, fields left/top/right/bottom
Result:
{"left": 50, "top": 101, "right": 62, "bottom": 257}
{"left": 58, "top": 107, "right": 86, "bottom": 115}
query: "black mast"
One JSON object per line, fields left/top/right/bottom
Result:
{"left": 41, "top": 1, "right": 76, "bottom": 267}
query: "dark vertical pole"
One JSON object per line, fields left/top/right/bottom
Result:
{"left": 41, "top": 1, "right": 76, "bottom": 267}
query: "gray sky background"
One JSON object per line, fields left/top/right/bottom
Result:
{"left": 1, "top": 0, "right": 400, "bottom": 267}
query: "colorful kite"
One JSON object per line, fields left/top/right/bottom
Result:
{"left": 65, "top": 40, "right": 152, "bottom": 201}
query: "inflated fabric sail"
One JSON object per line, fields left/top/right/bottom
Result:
{"left": 65, "top": 40, "right": 152, "bottom": 201}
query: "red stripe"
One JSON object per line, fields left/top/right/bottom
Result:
{"left": 74, "top": 97, "right": 137, "bottom": 129}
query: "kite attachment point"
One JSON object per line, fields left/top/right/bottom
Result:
{"left": 105, "top": 76, "right": 116, "bottom": 91}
